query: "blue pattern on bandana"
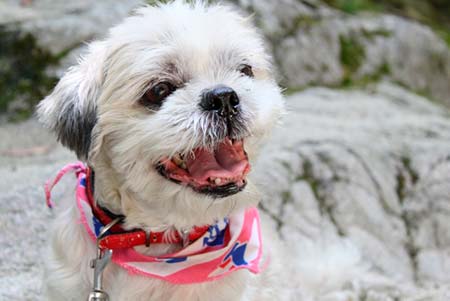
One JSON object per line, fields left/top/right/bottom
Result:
{"left": 224, "top": 242, "right": 248, "bottom": 266}
{"left": 203, "top": 218, "right": 228, "bottom": 247}
{"left": 93, "top": 216, "right": 104, "bottom": 237}
{"left": 165, "top": 257, "right": 188, "bottom": 264}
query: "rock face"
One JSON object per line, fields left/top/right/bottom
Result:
{"left": 0, "top": 119, "right": 75, "bottom": 300}
{"left": 238, "top": 0, "right": 450, "bottom": 108}
{"left": 254, "top": 82, "right": 450, "bottom": 300}
{"left": 2, "top": 0, "right": 449, "bottom": 105}
{"left": 0, "top": 0, "right": 144, "bottom": 116}
{"left": 0, "top": 0, "right": 143, "bottom": 54}
{"left": 4, "top": 0, "right": 450, "bottom": 107}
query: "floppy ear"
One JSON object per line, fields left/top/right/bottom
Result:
{"left": 37, "top": 42, "right": 107, "bottom": 160}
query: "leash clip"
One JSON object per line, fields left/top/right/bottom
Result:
{"left": 181, "top": 229, "right": 190, "bottom": 248}
{"left": 87, "top": 217, "right": 122, "bottom": 301}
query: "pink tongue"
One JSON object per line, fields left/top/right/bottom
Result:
{"left": 185, "top": 140, "right": 249, "bottom": 183}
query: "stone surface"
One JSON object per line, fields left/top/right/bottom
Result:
{"left": 239, "top": 0, "right": 450, "bottom": 107}
{"left": 0, "top": 118, "right": 75, "bottom": 300}
{"left": 0, "top": 0, "right": 143, "bottom": 54}
{"left": 2, "top": 0, "right": 449, "bottom": 105}
{"left": 254, "top": 82, "right": 450, "bottom": 300}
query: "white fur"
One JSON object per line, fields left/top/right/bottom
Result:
{"left": 37, "top": 1, "right": 368, "bottom": 300}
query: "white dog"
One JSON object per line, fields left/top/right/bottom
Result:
{"left": 38, "top": 1, "right": 287, "bottom": 300}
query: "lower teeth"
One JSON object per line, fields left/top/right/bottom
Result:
{"left": 173, "top": 154, "right": 186, "bottom": 169}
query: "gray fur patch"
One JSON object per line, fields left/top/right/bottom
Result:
{"left": 54, "top": 102, "right": 97, "bottom": 160}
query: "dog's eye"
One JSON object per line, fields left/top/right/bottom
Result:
{"left": 140, "top": 82, "right": 175, "bottom": 108}
{"left": 238, "top": 64, "right": 254, "bottom": 78}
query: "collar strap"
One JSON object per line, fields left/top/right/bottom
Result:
{"left": 97, "top": 226, "right": 210, "bottom": 249}
{"left": 85, "top": 167, "right": 210, "bottom": 250}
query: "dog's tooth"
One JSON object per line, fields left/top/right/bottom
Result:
{"left": 173, "top": 154, "right": 183, "bottom": 166}
{"left": 215, "top": 178, "right": 222, "bottom": 185}
{"left": 180, "top": 162, "right": 187, "bottom": 170}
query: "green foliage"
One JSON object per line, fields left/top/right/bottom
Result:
{"left": 436, "top": 28, "right": 450, "bottom": 48}
{"left": 360, "top": 28, "right": 392, "bottom": 40}
{"left": 339, "top": 34, "right": 365, "bottom": 77}
{"left": 324, "top": 0, "right": 450, "bottom": 48}
{"left": 340, "top": 61, "right": 391, "bottom": 88}
{"left": 323, "top": 0, "right": 381, "bottom": 14}
{"left": 0, "top": 26, "right": 58, "bottom": 120}
{"left": 282, "top": 15, "right": 321, "bottom": 38}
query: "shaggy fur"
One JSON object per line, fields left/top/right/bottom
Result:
{"left": 38, "top": 1, "right": 288, "bottom": 300}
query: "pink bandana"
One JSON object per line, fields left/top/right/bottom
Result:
{"left": 45, "top": 162, "right": 265, "bottom": 284}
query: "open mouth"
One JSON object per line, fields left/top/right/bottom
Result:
{"left": 156, "top": 138, "right": 250, "bottom": 197}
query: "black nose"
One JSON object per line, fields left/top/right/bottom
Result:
{"left": 200, "top": 85, "right": 240, "bottom": 118}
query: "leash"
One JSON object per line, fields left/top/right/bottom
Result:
{"left": 44, "top": 162, "right": 85, "bottom": 209}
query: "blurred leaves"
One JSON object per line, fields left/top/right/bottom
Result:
{"left": 323, "top": 0, "right": 450, "bottom": 47}
{"left": 324, "top": 0, "right": 382, "bottom": 14}
{"left": 0, "top": 26, "right": 58, "bottom": 121}
{"left": 339, "top": 34, "right": 365, "bottom": 76}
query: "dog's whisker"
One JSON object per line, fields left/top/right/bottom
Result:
{"left": 205, "top": 197, "right": 216, "bottom": 213}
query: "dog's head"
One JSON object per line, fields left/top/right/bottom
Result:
{"left": 38, "top": 1, "right": 284, "bottom": 228}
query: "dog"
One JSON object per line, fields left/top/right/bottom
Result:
{"left": 37, "top": 1, "right": 287, "bottom": 300}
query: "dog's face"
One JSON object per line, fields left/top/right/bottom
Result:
{"left": 38, "top": 1, "right": 284, "bottom": 228}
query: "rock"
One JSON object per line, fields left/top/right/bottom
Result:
{"left": 2, "top": 0, "right": 449, "bottom": 107}
{"left": 0, "top": 0, "right": 144, "bottom": 54}
{"left": 237, "top": 0, "right": 450, "bottom": 108}
{"left": 0, "top": 118, "right": 75, "bottom": 300}
{"left": 0, "top": 0, "right": 144, "bottom": 117}
{"left": 254, "top": 82, "right": 450, "bottom": 299}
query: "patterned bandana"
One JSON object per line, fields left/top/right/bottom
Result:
{"left": 45, "top": 162, "right": 265, "bottom": 284}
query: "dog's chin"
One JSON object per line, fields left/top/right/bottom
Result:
{"left": 156, "top": 137, "right": 250, "bottom": 198}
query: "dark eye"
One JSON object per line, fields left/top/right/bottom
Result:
{"left": 140, "top": 81, "right": 175, "bottom": 108}
{"left": 238, "top": 64, "right": 254, "bottom": 77}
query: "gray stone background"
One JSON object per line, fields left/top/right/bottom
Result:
{"left": 0, "top": 0, "right": 449, "bottom": 300}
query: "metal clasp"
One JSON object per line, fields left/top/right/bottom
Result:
{"left": 181, "top": 229, "right": 190, "bottom": 248}
{"left": 87, "top": 217, "right": 122, "bottom": 301}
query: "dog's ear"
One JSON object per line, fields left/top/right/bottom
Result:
{"left": 37, "top": 42, "right": 107, "bottom": 160}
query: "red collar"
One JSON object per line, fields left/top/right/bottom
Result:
{"left": 85, "top": 167, "right": 210, "bottom": 250}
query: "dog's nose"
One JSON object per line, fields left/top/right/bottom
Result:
{"left": 200, "top": 85, "right": 240, "bottom": 118}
